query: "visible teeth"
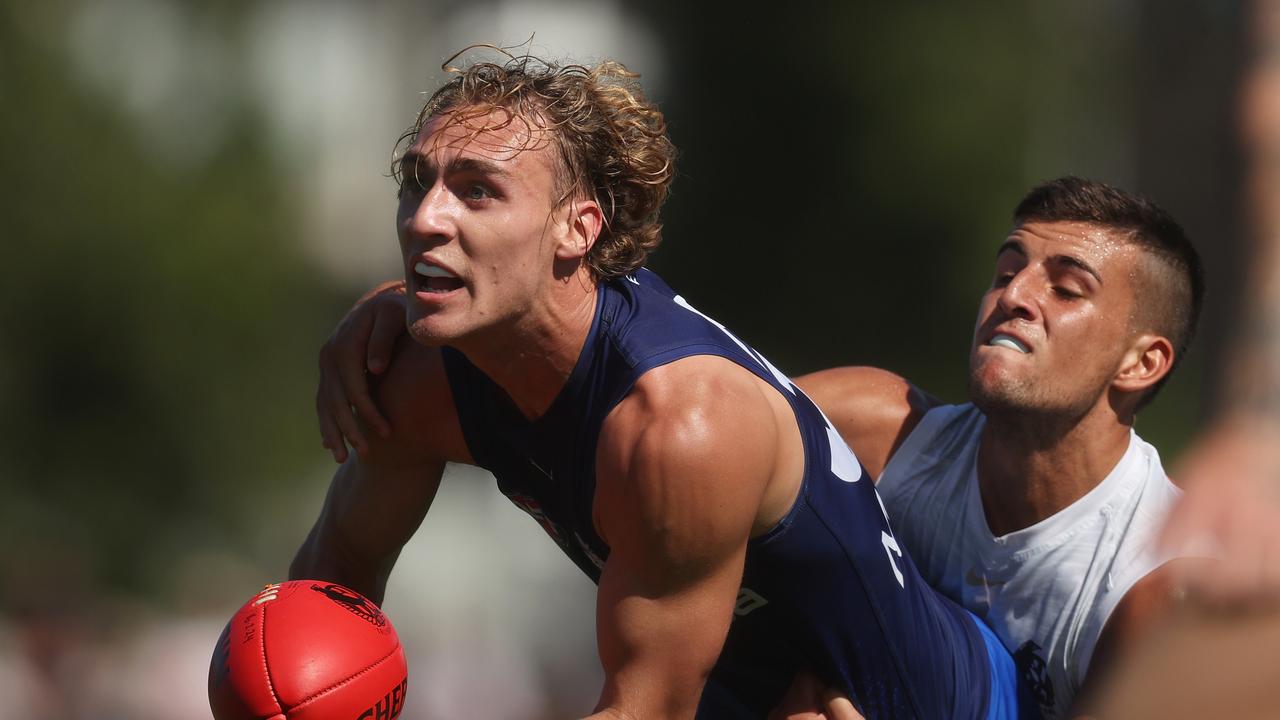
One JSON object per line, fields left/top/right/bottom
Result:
{"left": 414, "top": 262, "right": 455, "bottom": 278}
{"left": 989, "top": 334, "right": 1029, "bottom": 353}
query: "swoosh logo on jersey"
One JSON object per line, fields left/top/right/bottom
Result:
{"left": 964, "top": 566, "right": 1008, "bottom": 589}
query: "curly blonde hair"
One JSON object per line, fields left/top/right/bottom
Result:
{"left": 393, "top": 48, "right": 676, "bottom": 281}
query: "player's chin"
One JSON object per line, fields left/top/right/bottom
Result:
{"left": 966, "top": 373, "right": 1028, "bottom": 413}
{"left": 405, "top": 317, "right": 455, "bottom": 347}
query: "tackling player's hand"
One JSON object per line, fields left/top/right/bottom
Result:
{"left": 767, "top": 670, "right": 863, "bottom": 720}
{"left": 1162, "top": 413, "right": 1280, "bottom": 608}
{"left": 317, "top": 280, "right": 409, "bottom": 462}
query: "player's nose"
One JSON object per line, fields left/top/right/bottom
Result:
{"left": 405, "top": 183, "right": 457, "bottom": 242}
{"left": 995, "top": 269, "right": 1040, "bottom": 321}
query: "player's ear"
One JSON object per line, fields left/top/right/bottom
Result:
{"left": 1113, "top": 333, "right": 1174, "bottom": 394}
{"left": 554, "top": 197, "right": 603, "bottom": 262}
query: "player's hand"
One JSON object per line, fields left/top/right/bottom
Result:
{"left": 1162, "top": 413, "right": 1280, "bottom": 608}
{"left": 317, "top": 280, "right": 409, "bottom": 462}
{"left": 766, "top": 669, "right": 863, "bottom": 720}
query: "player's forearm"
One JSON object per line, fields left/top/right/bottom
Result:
{"left": 288, "top": 459, "right": 437, "bottom": 605}
{"left": 582, "top": 708, "right": 647, "bottom": 720}
{"left": 288, "top": 519, "right": 395, "bottom": 605}
{"left": 586, "top": 683, "right": 704, "bottom": 720}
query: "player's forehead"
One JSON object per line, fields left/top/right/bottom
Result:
{"left": 998, "top": 220, "right": 1139, "bottom": 271}
{"left": 409, "top": 105, "right": 558, "bottom": 171}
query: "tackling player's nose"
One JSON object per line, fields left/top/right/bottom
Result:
{"left": 995, "top": 269, "right": 1040, "bottom": 322}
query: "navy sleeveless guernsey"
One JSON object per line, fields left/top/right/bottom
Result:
{"left": 441, "top": 269, "right": 1019, "bottom": 719}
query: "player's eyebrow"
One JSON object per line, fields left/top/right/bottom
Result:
{"left": 399, "top": 151, "right": 513, "bottom": 180}
{"left": 398, "top": 150, "right": 427, "bottom": 173}
{"left": 1049, "top": 254, "right": 1103, "bottom": 285}
{"left": 996, "top": 240, "right": 1102, "bottom": 284}
{"left": 443, "top": 155, "right": 514, "bottom": 180}
{"left": 995, "top": 239, "right": 1027, "bottom": 258}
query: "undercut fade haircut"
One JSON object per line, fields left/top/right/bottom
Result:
{"left": 1014, "top": 176, "right": 1205, "bottom": 408}
{"left": 393, "top": 47, "right": 676, "bottom": 281}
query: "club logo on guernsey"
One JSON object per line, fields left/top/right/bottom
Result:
{"left": 574, "top": 531, "right": 607, "bottom": 570}
{"left": 1014, "top": 641, "right": 1055, "bottom": 716}
{"left": 508, "top": 493, "right": 570, "bottom": 551}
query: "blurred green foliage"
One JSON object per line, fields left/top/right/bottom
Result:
{"left": 1, "top": 2, "right": 347, "bottom": 606}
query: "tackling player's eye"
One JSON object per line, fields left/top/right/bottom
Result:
{"left": 1052, "top": 286, "right": 1083, "bottom": 300}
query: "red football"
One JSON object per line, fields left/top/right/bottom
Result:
{"left": 209, "top": 581, "right": 409, "bottom": 720}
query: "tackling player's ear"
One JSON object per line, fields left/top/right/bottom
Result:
{"left": 555, "top": 197, "right": 604, "bottom": 261}
{"left": 1112, "top": 333, "right": 1174, "bottom": 395}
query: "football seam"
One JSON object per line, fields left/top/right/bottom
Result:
{"left": 259, "top": 603, "right": 284, "bottom": 714}
{"left": 284, "top": 644, "right": 402, "bottom": 715}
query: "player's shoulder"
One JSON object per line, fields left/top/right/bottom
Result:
{"left": 606, "top": 355, "right": 777, "bottom": 459}
{"left": 364, "top": 337, "right": 470, "bottom": 466}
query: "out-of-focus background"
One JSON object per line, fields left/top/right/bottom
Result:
{"left": 0, "top": 0, "right": 1254, "bottom": 717}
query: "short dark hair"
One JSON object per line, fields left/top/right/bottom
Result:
{"left": 1013, "top": 176, "right": 1205, "bottom": 408}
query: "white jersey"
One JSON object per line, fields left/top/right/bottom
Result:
{"left": 877, "top": 403, "right": 1181, "bottom": 720}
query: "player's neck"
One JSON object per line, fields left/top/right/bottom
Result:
{"left": 457, "top": 273, "right": 599, "bottom": 421}
{"left": 975, "top": 404, "right": 1133, "bottom": 536}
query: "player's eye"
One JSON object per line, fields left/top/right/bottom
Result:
{"left": 1052, "top": 286, "right": 1082, "bottom": 300}
{"left": 464, "top": 184, "right": 493, "bottom": 202}
{"left": 400, "top": 173, "right": 428, "bottom": 197}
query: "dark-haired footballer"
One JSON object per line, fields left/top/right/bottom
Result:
{"left": 800, "top": 177, "right": 1205, "bottom": 719}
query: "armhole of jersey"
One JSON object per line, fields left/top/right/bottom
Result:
{"left": 1075, "top": 450, "right": 1184, "bottom": 684}
{"left": 1071, "top": 557, "right": 1168, "bottom": 686}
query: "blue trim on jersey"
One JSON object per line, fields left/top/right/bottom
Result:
{"left": 440, "top": 269, "right": 1021, "bottom": 719}
{"left": 971, "top": 611, "right": 1029, "bottom": 720}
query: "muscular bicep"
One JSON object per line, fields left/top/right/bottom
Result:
{"left": 795, "top": 366, "right": 937, "bottom": 479}
{"left": 590, "top": 360, "right": 779, "bottom": 718}
{"left": 594, "top": 530, "right": 748, "bottom": 717}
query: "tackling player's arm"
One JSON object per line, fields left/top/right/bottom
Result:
{"left": 316, "top": 280, "right": 410, "bottom": 462}
{"left": 795, "top": 366, "right": 940, "bottom": 479}
{"left": 292, "top": 339, "right": 469, "bottom": 605}
{"left": 586, "top": 358, "right": 783, "bottom": 719}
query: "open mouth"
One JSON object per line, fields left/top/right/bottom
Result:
{"left": 413, "top": 261, "right": 464, "bottom": 294}
{"left": 986, "top": 333, "right": 1029, "bottom": 354}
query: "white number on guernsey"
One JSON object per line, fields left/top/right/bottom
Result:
{"left": 876, "top": 491, "right": 906, "bottom": 587}
{"left": 672, "top": 294, "right": 905, "bottom": 588}
{"left": 881, "top": 532, "right": 905, "bottom": 587}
